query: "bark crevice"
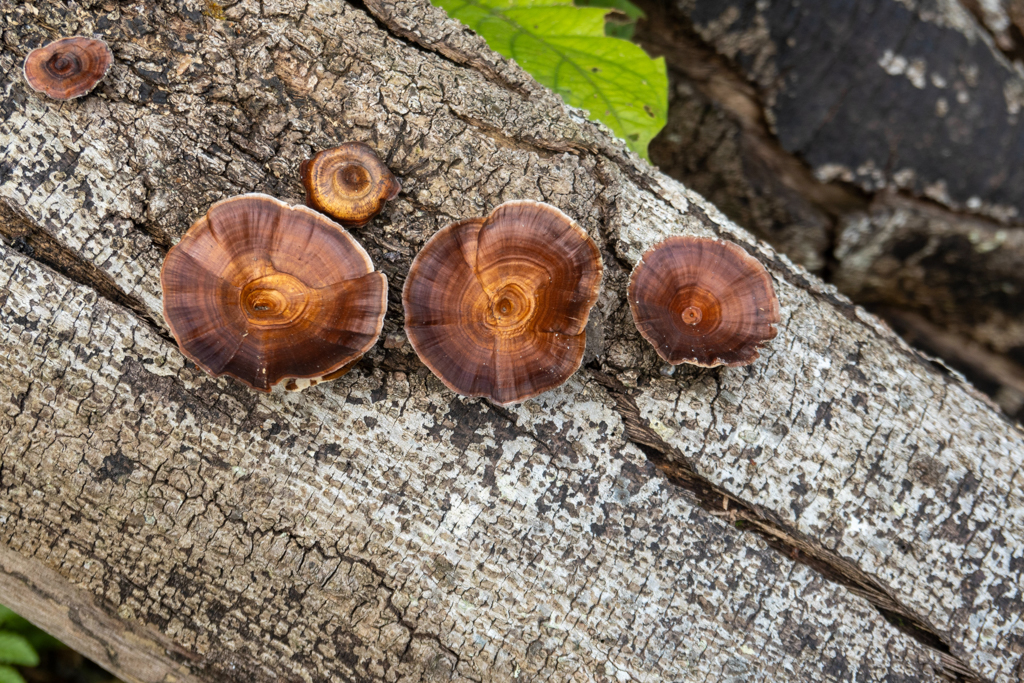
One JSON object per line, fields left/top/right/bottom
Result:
{"left": 588, "top": 367, "right": 984, "bottom": 683}
{"left": 0, "top": 198, "right": 171, "bottom": 345}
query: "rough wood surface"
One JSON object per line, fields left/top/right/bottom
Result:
{"left": 684, "top": 0, "right": 1024, "bottom": 220}
{"left": 0, "top": 544, "right": 204, "bottom": 683}
{"left": 834, "top": 193, "right": 1024, "bottom": 358}
{"left": 0, "top": 1, "right": 1022, "bottom": 682}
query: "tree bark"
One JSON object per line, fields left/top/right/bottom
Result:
{"left": 0, "top": 1, "right": 1022, "bottom": 682}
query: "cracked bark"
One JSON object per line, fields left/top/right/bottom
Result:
{"left": 0, "top": 1, "right": 1022, "bottom": 682}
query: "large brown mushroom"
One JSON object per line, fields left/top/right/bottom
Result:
{"left": 301, "top": 142, "right": 401, "bottom": 227}
{"left": 404, "top": 200, "right": 603, "bottom": 405}
{"left": 23, "top": 36, "right": 113, "bottom": 100}
{"left": 629, "top": 235, "right": 780, "bottom": 367}
{"left": 161, "top": 194, "right": 387, "bottom": 392}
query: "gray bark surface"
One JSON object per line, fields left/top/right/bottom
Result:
{"left": 0, "top": 1, "right": 1022, "bottom": 682}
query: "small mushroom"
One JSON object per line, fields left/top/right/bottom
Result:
{"left": 404, "top": 200, "right": 603, "bottom": 405}
{"left": 300, "top": 142, "right": 401, "bottom": 227}
{"left": 161, "top": 193, "right": 387, "bottom": 392}
{"left": 629, "top": 235, "right": 780, "bottom": 367}
{"left": 23, "top": 36, "right": 113, "bottom": 100}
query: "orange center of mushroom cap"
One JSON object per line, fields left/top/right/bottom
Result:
{"left": 240, "top": 273, "right": 311, "bottom": 327}
{"left": 487, "top": 282, "right": 537, "bottom": 335}
{"left": 681, "top": 306, "right": 702, "bottom": 325}
{"left": 671, "top": 286, "right": 721, "bottom": 335}
{"left": 334, "top": 163, "right": 372, "bottom": 198}
{"left": 45, "top": 51, "right": 82, "bottom": 78}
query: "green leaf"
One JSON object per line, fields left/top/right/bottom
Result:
{"left": 0, "top": 665, "right": 26, "bottom": 683}
{"left": 0, "top": 633, "right": 38, "bottom": 667}
{"left": 575, "top": 0, "right": 644, "bottom": 38}
{"left": 433, "top": 0, "right": 667, "bottom": 158}
{"left": 0, "top": 606, "right": 63, "bottom": 653}
{"left": 22, "top": 629, "right": 64, "bottom": 654}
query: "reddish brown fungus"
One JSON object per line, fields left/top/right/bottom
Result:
{"left": 23, "top": 36, "right": 113, "bottom": 100}
{"left": 161, "top": 194, "right": 387, "bottom": 392}
{"left": 629, "top": 235, "right": 780, "bottom": 367}
{"left": 404, "top": 200, "right": 603, "bottom": 405}
{"left": 301, "top": 142, "right": 401, "bottom": 227}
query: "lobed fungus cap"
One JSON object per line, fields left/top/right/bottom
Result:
{"left": 161, "top": 194, "right": 387, "bottom": 392}
{"left": 24, "top": 36, "right": 113, "bottom": 100}
{"left": 301, "top": 142, "right": 401, "bottom": 227}
{"left": 629, "top": 235, "right": 780, "bottom": 367}
{"left": 404, "top": 200, "right": 603, "bottom": 405}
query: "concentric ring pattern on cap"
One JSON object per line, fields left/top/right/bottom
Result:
{"left": 404, "top": 200, "right": 603, "bottom": 405}
{"left": 301, "top": 142, "right": 401, "bottom": 227}
{"left": 629, "top": 235, "right": 780, "bottom": 367}
{"left": 161, "top": 194, "right": 387, "bottom": 392}
{"left": 24, "top": 36, "right": 113, "bottom": 100}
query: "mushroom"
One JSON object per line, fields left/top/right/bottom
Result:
{"left": 23, "top": 36, "right": 113, "bottom": 100}
{"left": 161, "top": 193, "right": 387, "bottom": 392}
{"left": 300, "top": 142, "right": 401, "bottom": 227}
{"left": 628, "top": 235, "right": 780, "bottom": 367}
{"left": 404, "top": 200, "right": 603, "bottom": 405}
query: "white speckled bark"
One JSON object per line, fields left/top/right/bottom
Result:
{"left": 1, "top": 243, "right": 950, "bottom": 681}
{"left": 0, "top": 0, "right": 1020, "bottom": 681}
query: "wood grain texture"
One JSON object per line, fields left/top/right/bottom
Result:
{"left": 0, "top": 0, "right": 1020, "bottom": 681}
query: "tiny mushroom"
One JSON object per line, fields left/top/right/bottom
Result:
{"left": 23, "top": 36, "right": 113, "bottom": 100}
{"left": 301, "top": 142, "right": 401, "bottom": 227}
{"left": 629, "top": 235, "right": 780, "bottom": 367}
{"left": 404, "top": 200, "right": 603, "bottom": 405}
{"left": 161, "top": 194, "right": 387, "bottom": 392}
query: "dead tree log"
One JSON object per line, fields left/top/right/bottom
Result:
{"left": 1, "top": 1, "right": 1022, "bottom": 681}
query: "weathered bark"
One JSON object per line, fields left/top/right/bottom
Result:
{"left": 960, "top": 0, "right": 1024, "bottom": 59}
{"left": 833, "top": 193, "right": 1024, "bottom": 358}
{"left": 682, "top": 0, "right": 1024, "bottom": 216}
{"left": 1, "top": 1, "right": 1022, "bottom": 683}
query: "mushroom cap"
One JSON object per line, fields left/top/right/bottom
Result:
{"left": 301, "top": 142, "right": 401, "bottom": 227}
{"left": 404, "top": 200, "right": 603, "bottom": 405}
{"left": 161, "top": 194, "right": 387, "bottom": 392}
{"left": 628, "top": 235, "right": 780, "bottom": 367}
{"left": 23, "top": 36, "right": 113, "bottom": 100}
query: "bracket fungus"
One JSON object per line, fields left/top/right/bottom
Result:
{"left": 301, "top": 142, "right": 401, "bottom": 227}
{"left": 629, "top": 235, "right": 780, "bottom": 367}
{"left": 404, "top": 200, "right": 603, "bottom": 405}
{"left": 161, "top": 194, "right": 387, "bottom": 392}
{"left": 23, "top": 36, "right": 113, "bottom": 100}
